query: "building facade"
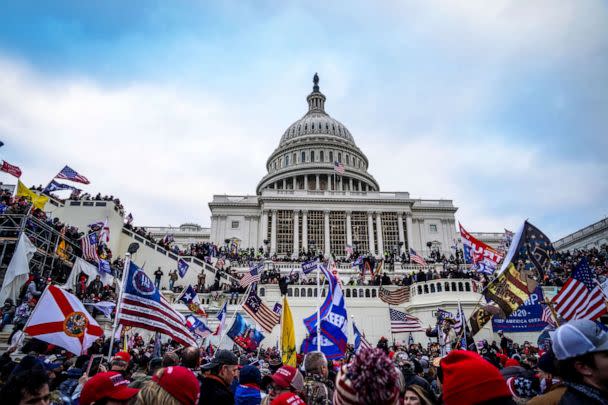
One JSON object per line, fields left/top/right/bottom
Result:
{"left": 209, "top": 75, "right": 458, "bottom": 258}
{"left": 146, "top": 223, "right": 210, "bottom": 250}
{"left": 553, "top": 217, "right": 608, "bottom": 251}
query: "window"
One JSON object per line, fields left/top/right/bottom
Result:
{"left": 285, "top": 155, "right": 289, "bottom": 166}
{"left": 338, "top": 153, "right": 342, "bottom": 163}
{"left": 301, "top": 151, "right": 306, "bottom": 162}
{"left": 320, "top": 151, "right": 324, "bottom": 161}
{"left": 231, "top": 221, "right": 239, "bottom": 229}
{"left": 430, "top": 224, "right": 438, "bottom": 233}
{"left": 329, "top": 151, "right": 333, "bottom": 162}
{"left": 346, "top": 155, "right": 350, "bottom": 165}
{"left": 311, "top": 150, "right": 315, "bottom": 162}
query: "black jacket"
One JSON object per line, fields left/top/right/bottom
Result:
{"left": 200, "top": 375, "right": 235, "bottom": 405}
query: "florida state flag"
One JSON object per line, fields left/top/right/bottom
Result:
{"left": 24, "top": 285, "right": 104, "bottom": 355}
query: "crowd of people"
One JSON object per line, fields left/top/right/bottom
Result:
{"left": 2, "top": 317, "right": 608, "bottom": 404}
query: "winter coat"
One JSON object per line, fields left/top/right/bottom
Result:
{"left": 200, "top": 375, "right": 235, "bottom": 405}
{"left": 235, "top": 384, "right": 262, "bottom": 405}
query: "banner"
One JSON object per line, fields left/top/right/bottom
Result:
{"left": 227, "top": 313, "right": 265, "bottom": 352}
{"left": 459, "top": 224, "right": 503, "bottom": 274}
{"left": 492, "top": 287, "right": 548, "bottom": 332}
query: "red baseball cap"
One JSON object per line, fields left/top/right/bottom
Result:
{"left": 114, "top": 351, "right": 131, "bottom": 363}
{"left": 271, "top": 365, "right": 304, "bottom": 391}
{"left": 80, "top": 372, "right": 139, "bottom": 405}
{"left": 153, "top": 366, "right": 200, "bottom": 405}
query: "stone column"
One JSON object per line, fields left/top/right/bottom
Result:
{"left": 315, "top": 175, "right": 320, "bottom": 190}
{"left": 304, "top": 175, "right": 308, "bottom": 191}
{"left": 349, "top": 178, "right": 353, "bottom": 191}
{"left": 270, "top": 210, "right": 277, "bottom": 255}
{"left": 293, "top": 210, "right": 299, "bottom": 258}
{"left": 339, "top": 177, "right": 343, "bottom": 191}
{"left": 302, "top": 210, "right": 308, "bottom": 252}
{"left": 324, "top": 210, "right": 330, "bottom": 257}
{"left": 260, "top": 210, "right": 269, "bottom": 246}
{"left": 376, "top": 212, "right": 384, "bottom": 258}
{"left": 282, "top": 178, "right": 286, "bottom": 189}
{"left": 293, "top": 176, "right": 297, "bottom": 190}
{"left": 367, "top": 212, "right": 375, "bottom": 255}
{"left": 327, "top": 174, "right": 332, "bottom": 190}
{"left": 397, "top": 212, "right": 405, "bottom": 254}
{"left": 346, "top": 211, "right": 353, "bottom": 247}
{"left": 405, "top": 212, "right": 413, "bottom": 252}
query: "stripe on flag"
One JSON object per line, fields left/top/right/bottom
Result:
{"left": 389, "top": 308, "right": 424, "bottom": 333}
{"left": 81, "top": 233, "right": 99, "bottom": 262}
{"left": 409, "top": 248, "right": 427, "bottom": 266}
{"left": 379, "top": 286, "right": 410, "bottom": 305}
{"left": 242, "top": 289, "right": 280, "bottom": 333}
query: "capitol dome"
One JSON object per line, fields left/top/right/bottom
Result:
{"left": 256, "top": 74, "right": 379, "bottom": 195}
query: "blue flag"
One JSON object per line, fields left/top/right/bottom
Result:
{"left": 301, "top": 259, "right": 319, "bottom": 275}
{"left": 186, "top": 315, "right": 212, "bottom": 337}
{"left": 227, "top": 313, "right": 265, "bottom": 352}
{"left": 98, "top": 259, "right": 111, "bottom": 275}
{"left": 178, "top": 285, "right": 198, "bottom": 305}
{"left": 301, "top": 265, "right": 348, "bottom": 359}
{"left": 44, "top": 180, "right": 79, "bottom": 193}
{"left": 178, "top": 258, "right": 189, "bottom": 278}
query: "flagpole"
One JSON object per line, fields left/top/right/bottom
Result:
{"left": 317, "top": 262, "right": 321, "bottom": 352}
{"left": 108, "top": 252, "right": 131, "bottom": 361}
{"left": 218, "top": 283, "right": 253, "bottom": 348}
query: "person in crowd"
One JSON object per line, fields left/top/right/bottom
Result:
{"left": 235, "top": 364, "right": 264, "bottom": 405}
{"left": 79, "top": 371, "right": 140, "bottom": 405}
{"left": 134, "top": 365, "right": 200, "bottom": 405}
{"left": 527, "top": 351, "right": 566, "bottom": 405}
{"left": 334, "top": 348, "right": 399, "bottom": 405}
{"left": 265, "top": 365, "right": 305, "bottom": 405}
{"left": 552, "top": 319, "right": 608, "bottom": 404}
{"left": 169, "top": 269, "right": 179, "bottom": 291}
{"left": 110, "top": 351, "right": 131, "bottom": 376}
{"left": 130, "top": 357, "right": 163, "bottom": 389}
{"left": 302, "top": 351, "right": 334, "bottom": 405}
{"left": 0, "top": 299, "right": 15, "bottom": 331}
{"left": 200, "top": 349, "right": 239, "bottom": 405}
{"left": 403, "top": 384, "right": 437, "bottom": 405}
{"left": 87, "top": 275, "right": 104, "bottom": 297}
{"left": 181, "top": 346, "right": 201, "bottom": 371}
{"left": 1, "top": 367, "right": 50, "bottom": 405}
{"left": 7, "top": 322, "right": 26, "bottom": 353}
{"left": 162, "top": 351, "right": 180, "bottom": 367}
{"left": 154, "top": 267, "right": 164, "bottom": 289}
{"left": 13, "top": 298, "right": 36, "bottom": 326}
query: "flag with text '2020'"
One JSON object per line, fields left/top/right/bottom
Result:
{"left": 300, "top": 264, "right": 348, "bottom": 359}
{"left": 24, "top": 285, "right": 103, "bottom": 355}
{"left": 119, "top": 262, "right": 196, "bottom": 347}
{"left": 459, "top": 223, "right": 503, "bottom": 275}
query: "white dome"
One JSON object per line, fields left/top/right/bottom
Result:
{"left": 280, "top": 111, "right": 355, "bottom": 146}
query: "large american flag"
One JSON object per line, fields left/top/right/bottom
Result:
{"left": 242, "top": 289, "right": 280, "bottom": 333}
{"left": 541, "top": 304, "right": 557, "bottom": 327}
{"left": 334, "top": 161, "right": 345, "bottom": 175}
{"left": 81, "top": 232, "right": 99, "bottom": 262}
{"left": 379, "top": 286, "right": 410, "bottom": 305}
{"left": 240, "top": 263, "right": 262, "bottom": 287}
{"left": 389, "top": 308, "right": 424, "bottom": 333}
{"left": 410, "top": 248, "right": 427, "bottom": 266}
{"left": 119, "top": 262, "right": 196, "bottom": 347}
{"left": 55, "top": 165, "right": 90, "bottom": 184}
{"left": 553, "top": 258, "right": 607, "bottom": 321}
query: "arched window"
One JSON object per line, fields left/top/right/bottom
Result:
{"left": 320, "top": 151, "right": 324, "bottom": 161}
{"left": 458, "top": 282, "right": 464, "bottom": 292}
{"left": 365, "top": 289, "right": 370, "bottom": 298}
{"left": 346, "top": 289, "right": 351, "bottom": 298}
{"left": 430, "top": 284, "right": 436, "bottom": 293}
{"left": 417, "top": 286, "right": 423, "bottom": 295}
{"left": 260, "top": 287, "right": 265, "bottom": 296}
{"left": 311, "top": 123, "right": 315, "bottom": 130}
{"left": 301, "top": 151, "right": 306, "bottom": 162}
{"left": 285, "top": 155, "right": 289, "bottom": 166}
{"left": 338, "top": 153, "right": 342, "bottom": 163}
{"left": 287, "top": 288, "right": 292, "bottom": 296}
{"left": 294, "top": 288, "right": 299, "bottom": 297}
{"left": 371, "top": 289, "right": 377, "bottom": 298}
{"left": 424, "top": 285, "right": 429, "bottom": 294}
{"left": 311, "top": 150, "right": 315, "bottom": 162}
{"left": 465, "top": 283, "right": 471, "bottom": 292}
{"left": 329, "top": 151, "right": 333, "bottom": 162}
{"left": 308, "top": 288, "right": 313, "bottom": 297}
{"left": 451, "top": 282, "right": 457, "bottom": 291}
{"left": 346, "top": 155, "right": 350, "bottom": 165}
{"left": 437, "top": 283, "right": 442, "bottom": 292}
{"left": 445, "top": 282, "right": 450, "bottom": 291}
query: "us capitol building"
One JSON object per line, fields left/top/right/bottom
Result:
{"left": 209, "top": 75, "right": 458, "bottom": 258}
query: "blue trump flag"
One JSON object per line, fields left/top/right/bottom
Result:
{"left": 227, "top": 313, "right": 265, "bottom": 352}
{"left": 301, "top": 265, "right": 348, "bottom": 359}
{"left": 492, "top": 286, "right": 548, "bottom": 332}
{"left": 177, "top": 258, "right": 189, "bottom": 278}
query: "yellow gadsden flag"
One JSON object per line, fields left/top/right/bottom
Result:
{"left": 16, "top": 180, "right": 49, "bottom": 210}
{"left": 281, "top": 295, "right": 297, "bottom": 367}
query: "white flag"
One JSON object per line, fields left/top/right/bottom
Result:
{"left": 0, "top": 233, "right": 37, "bottom": 303}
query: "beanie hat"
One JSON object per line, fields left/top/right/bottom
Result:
{"left": 334, "top": 348, "right": 399, "bottom": 405}
{"left": 441, "top": 350, "right": 510, "bottom": 405}
{"left": 537, "top": 351, "right": 557, "bottom": 375}
{"left": 153, "top": 366, "right": 200, "bottom": 405}
{"left": 240, "top": 364, "right": 262, "bottom": 385}
{"left": 504, "top": 358, "right": 520, "bottom": 368}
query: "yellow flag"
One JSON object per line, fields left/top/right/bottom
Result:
{"left": 56, "top": 239, "right": 69, "bottom": 261}
{"left": 281, "top": 295, "right": 297, "bottom": 367}
{"left": 16, "top": 180, "right": 49, "bottom": 210}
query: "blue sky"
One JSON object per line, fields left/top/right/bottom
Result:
{"left": 0, "top": 1, "right": 606, "bottom": 240}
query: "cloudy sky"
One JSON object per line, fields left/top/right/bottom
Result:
{"left": 0, "top": 1, "right": 606, "bottom": 240}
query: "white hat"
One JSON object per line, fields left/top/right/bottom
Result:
{"left": 550, "top": 319, "right": 608, "bottom": 360}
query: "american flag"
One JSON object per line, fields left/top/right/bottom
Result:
{"left": 81, "top": 232, "right": 99, "bottom": 262}
{"left": 379, "top": 286, "right": 410, "bottom": 305}
{"left": 334, "top": 160, "right": 345, "bottom": 175}
{"left": 240, "top": 263, "right": 262, "bottom": 287}
{"left": 389, "top": 308, "right": 424, "bottom": 333}
{"left": 242, "top": 288, "right": 280, "bottom": 333}
{"left": 542, "top": 305, "right": 557, "bottom": 327}
{"left": 353, "top": 323, "right": 372, "bottom": 352}
{"left": 55, "top": 165, "right": 90, "bottom": 184}
{"left": 410, "top": 248, "right": 427, "bottom": 266}
{"left": 119, "top": 262, "right": 196, "bottom": 347}
{"left": 125, "top": 213, "right": 134, "bottom": 225}
{"left": 552, "top": 258, "right": 607, "bottom": 321}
